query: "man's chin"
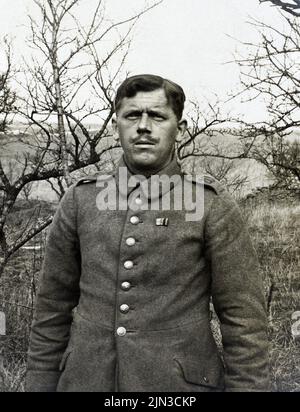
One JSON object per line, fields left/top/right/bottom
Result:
{"left": 124, "top": 151, "right": 175, "bottom": 175}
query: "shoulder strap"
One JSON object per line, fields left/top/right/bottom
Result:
{"left": 183, "top": 173, "right": 225, "bottom": 195}
{"left": 75, "top": 176, "right": 98, "bottom": 187}
{"left": 75, "top": 171, "right": 115, "bottom": 187}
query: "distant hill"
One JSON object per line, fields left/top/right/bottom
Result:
{"left": 0, "top": 124, "right": 281, "bottom": 200}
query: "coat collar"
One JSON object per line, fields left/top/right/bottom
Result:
{"left": 114, "top": 154, "right": 183, "bottom": 201}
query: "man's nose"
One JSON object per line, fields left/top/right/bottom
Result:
{"left": 137, "top": 113, "right": 151, "bottom": 133}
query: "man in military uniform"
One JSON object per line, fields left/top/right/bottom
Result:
{"left": 26, "top": 74, "right": 270, "bottom": 392}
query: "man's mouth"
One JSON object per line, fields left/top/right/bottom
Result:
{"left": 134, "top": 140, "right": 156, "bottom": 147}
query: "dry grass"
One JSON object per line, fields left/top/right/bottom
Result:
{"left": 0, "top": 357, "right": 26, "bottom": 392}
{"left": 243, "top": 201, "right": 300, "bottom": 392}
{"left": 0, "top": 198, "right": 299, "bottom": 391}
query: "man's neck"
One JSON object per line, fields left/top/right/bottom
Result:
{"left": 123, "top": 155, "right": 175, "bottom": 178}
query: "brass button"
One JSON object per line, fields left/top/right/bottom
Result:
{"left": 116, "top": 327, "right": 126, "bottom": 337}
{"left": 124, "top": 260, "right": 134, "bottom": 270}
{"left": 120, "top": 304, "right": 130, "bottom": 313}
{"left": 130, "top": 216, "right": 140, "bottom": 225}
{"left": 126, "top": 237, "right": 136, "bottom": 247}
{"left": 121, "top": 282, "right": 131, "bottom": 291}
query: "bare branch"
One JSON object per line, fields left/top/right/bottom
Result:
{"left": 0, "top": 0, "right": 164, "bottom": 276}
{"left": 7, "top": 215, "right": 53, "bottom": 258}
{"left": 260, "top": 0, "right": 300, "bottom": 17}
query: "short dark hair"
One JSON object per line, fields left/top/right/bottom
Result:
{"left": 114, "top": 74, "right": 186, "bottom": 120}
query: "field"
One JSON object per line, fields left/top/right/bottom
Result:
{"left": 244, "top": 197, "right": 300, "bottom": 391}
{"left": 0, "top": 194, "right": 299, "bottom": 392}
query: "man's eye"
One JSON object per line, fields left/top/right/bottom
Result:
{"left": 126, "top": 113, "right": 140, "bottom": 120}
{"left": 152, "top": 114, "right": 165, "bottom": 121}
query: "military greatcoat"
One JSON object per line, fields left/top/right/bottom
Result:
{"left": 26, "top": 156, "right": 270, "bottom": 392}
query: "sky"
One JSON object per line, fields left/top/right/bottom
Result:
{"left": 0, "top": 0, "right": 286, "bottom": 121}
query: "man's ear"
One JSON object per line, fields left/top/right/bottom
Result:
{"left": 112, "top": 117, "right": 119, "bottom": 141}
{"left": 177, "top": 119, "right": 187, "bottom": 138}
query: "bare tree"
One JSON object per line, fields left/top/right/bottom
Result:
{"left": 260, "top": 0, "right": 300, "bottom": 16}
{"left": 176, "top": 99, "right": 252, "bottom": 194}
{"left": 177, "top": 99, "right": 228, "bottom": 162}
{"left": 0, "top": 0, "right": 163, "bottom": 277}
{"left": 0, "top": 39, "right": 16, "bottom": 132}
{"left": 181, "top": 2, "right": 300, "bottom": 194}
{"left": 17, "top": 0, "right": 162, "bottom": 183}
{"left": 46, "top": 177, "right": 66, "bottom": 201}
{"left": 230, "top": 12, "right": 300, "bottom": 190}
{"left": 21, "top": 181, "right": 34, "bottom": 202}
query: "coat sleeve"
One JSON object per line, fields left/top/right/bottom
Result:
{"left": 205, "top": 191, "right": 271, "bottom": 392}
{"left": 25, "top": 185, "right": 81, "bottom": 392}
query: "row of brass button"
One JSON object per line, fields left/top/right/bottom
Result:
{"left": 117, "top": 216, "right": 140, "bottom": 337}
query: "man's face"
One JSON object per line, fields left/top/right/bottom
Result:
{"left": 114, "top": 88, "right": 186, "bottom": 175}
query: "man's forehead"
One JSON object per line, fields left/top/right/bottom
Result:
{"left": 120, "top": 89, "right": 170, "bottom": 110}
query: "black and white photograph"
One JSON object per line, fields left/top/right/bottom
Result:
{"left": 0, "top": 0, "right": 299, "bottom": 393}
